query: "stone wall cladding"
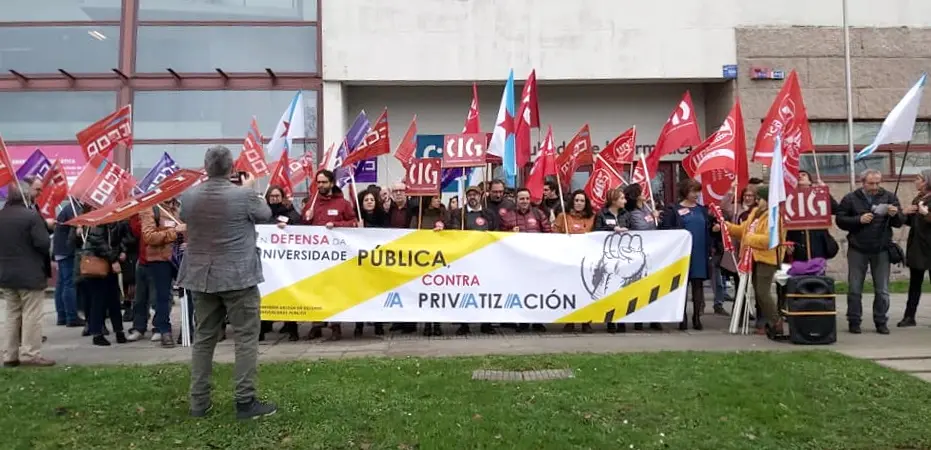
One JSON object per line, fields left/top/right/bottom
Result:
{"left": 735, "top": 26, "right": 931, "bottom": 281}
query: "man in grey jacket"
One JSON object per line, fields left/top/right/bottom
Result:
{"left": 178, "top": 145, "right": 275, "bottom": 420}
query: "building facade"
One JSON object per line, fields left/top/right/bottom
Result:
{"left": 2, "top": 0, "right": 931, "bottom": 278}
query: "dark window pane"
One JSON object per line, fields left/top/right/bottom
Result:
{"left": 5, "top": 0, "right": 122, "bottom": 21}
{"left": 0, "top": 91, "right": 117, "bottom": 141}
{"left": 136, "top": 26, "right": 317, "bottom": 73}
{"left": 138, "top": 0, "right": 315, "bottom": 21}
{"left": 0, "top": 26, "right": 120, "bottom": 74}
{"left": 801, "top": 153, "right": 890, "bottom": 177}
{"left": 133, "top": 90, "right": 318, "bottom": 140}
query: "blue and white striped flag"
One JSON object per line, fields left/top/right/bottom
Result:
{"left": 855, "top": 74, "right": 926, "bottom": 161}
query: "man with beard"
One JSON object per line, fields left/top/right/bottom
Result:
{"left": 441, "top": 186, "right": 498, "bottom": 336}
{"left": 499, "top": 188, "right": 551, "bottom": 333}
{"left": 485, "top": 179, "right": 516, "bottom": 221}
{"left": 303, "top": 169, "right": 358, "bottom": 340}
{"left": 540, "top": 180, "right": 565, "bottom": 224}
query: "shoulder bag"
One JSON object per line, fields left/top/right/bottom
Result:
{"left": 79, "top": 227, "right": 111, "bottom": 278}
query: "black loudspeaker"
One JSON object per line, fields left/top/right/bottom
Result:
{"left": 781, "top": 276, "right": 837, "bottom": 345}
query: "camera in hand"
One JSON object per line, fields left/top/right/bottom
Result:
{"left": 230, "top": 171, "right": 246, "bottom": 185}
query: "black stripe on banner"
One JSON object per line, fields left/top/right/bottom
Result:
{"left": 603, "top": 309, "right": 615, "bottom": 324}
{"left": 670, "top": 274, "right": 682, "bottom": 291}
{"left": 649, "top": 285, "right": 660, "bottom": 303}
{"left": 626, "top": 298, "right": 638, "bottom": 316}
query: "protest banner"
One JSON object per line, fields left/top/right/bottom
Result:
{"left": 783, "top": 185, "right": 833, "bottom": 230}
{"left": 256, "top": 226, "right": 692, "bottom": 323}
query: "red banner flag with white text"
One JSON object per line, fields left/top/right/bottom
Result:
{"left": 601, "top": 126, "right": 637, "bottom": 171}
{"left": 67, "top": 170, "right": 205, "bottom": 226}
{"left": 35, "top": 160, "right": 69, "bottom": 219}
{"left": 643, "top": 91, "right": 702, "bottom": 177}
{"left": 630, "top": 153, "right": 655, "bottom": 206}
{"left": 342, "top": 108, "right": 390, "bottom": 168}
{"left": 0, "top": 135, "right": 18, "bottom": 189}
{"left": 708, "top": 203, "right": 735, "bottom": 253}
{"left": 76, "top": 105, "right": 133, "bottom": 162}
{"left": 70, "top": 156, "right": 135, "bottom": 208}
{"left": 515, "top": 69, "right": 540, "bottom": 169}
{"left": 555, "top": 124, "right": 592, "bottom": 185}
{"left": 394, "top": 115, "right": 418, "bottom": 170}
{"left": 269, "top": 150, "right": 294, "bottom": 197}
{"left": 753, "top": 70, "right": 814, "bottom": 191}
{"left": 527, "top": 125, "right": 558, "bottom": 202}
{"left": 234, "top": 118, "right": 270, "bottom": 178}
{"left": 683, "top": 100, "right": 746, "bottom": 178}
{"left": 584, "top": 156, "right": 626, "bottom": 210}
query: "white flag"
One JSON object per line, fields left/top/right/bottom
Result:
{"left": 768, "top": 136, "right": 786, "bottom": 249}
{"left": 856, "top": 74, "right": 926, "bottom": 161}
{"left": 267, "top": 91, "right": 306, "bottom": 159}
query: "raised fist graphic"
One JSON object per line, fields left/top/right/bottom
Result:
{"left": 580, "top": 233, "right": 648, "bottom": 300}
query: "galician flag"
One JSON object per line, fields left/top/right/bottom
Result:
{"left": 768, "top": 135, "right": 787, "bottom": 249}
{"left": 487, "top": 69, "right": 517, "bottom": 187}
{"left": 267, "top": 91, "right": 306, "bottom": 159}
{"left": 855, "top": 74, "right": 926, "bottom": 161}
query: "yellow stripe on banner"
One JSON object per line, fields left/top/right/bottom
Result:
{"left": 555, "top": 256, "right": 690, "bottom": 324}
{"left": 261, "top": 230, "right": 505, "bottom": 321}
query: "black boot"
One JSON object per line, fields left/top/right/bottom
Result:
{"left": 432, "top": 323, "right": 443, "bottom": 336}
{"left": 479, "top": 323, "right": 496, "bottom": 334}
{"left": 456, "top": 324, "right": 471, "bottom": 336}
{"left": 423, "top": 323, "right": 433, "bottom": 337}
{"left": 692, "top": 300, "right": 703, "bottom": 331}
{"left": 897, "top": 317, "right": 917, "bottom": 327}
{"left": 374, "top": 323, "right": 385, "bottom": 336}
{"left": 679, "top": 309, "right": 688, "bottom": 331}
{"left": 606, "top": 323, "right": 617, "bottom": 333}
{"left": 634, "top": 323, "right": 644, "bottom": 331}
{"left": 308, "top": 325, "right": 324, "bottom": 340}
{"left": 354, "top": 323, "right": 364, "bottom": 337}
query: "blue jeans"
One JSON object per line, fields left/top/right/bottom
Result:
{"left": 134, "top": 261, "right": 174, "bottom": 334}
{"left": 54, "top": 257, "right": 79, "bottom": 323}
{"left": 712, "top": 265, "right": 726, "bottom": 308}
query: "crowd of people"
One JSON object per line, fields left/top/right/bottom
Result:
{"left": 2, "top": 146, "right": 929, "bottom": 373}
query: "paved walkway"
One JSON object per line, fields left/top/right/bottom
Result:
{"left": 2, "top": 293, "right": 928, "bottom": 374}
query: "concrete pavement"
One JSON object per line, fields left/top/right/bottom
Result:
{"left": 2, "top": 293, "right": 929, "bottom": 375}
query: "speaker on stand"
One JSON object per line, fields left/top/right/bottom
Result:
{"left": 780, "top": 276, "right": 837, "bottom": 345}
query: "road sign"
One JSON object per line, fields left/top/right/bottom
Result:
{"left": 442, "top": 133, "right": 486, "bottom": 168}
{"left": 405, "top": 158, "right": 441, "bottom": 196}
{"left": 783, "top": 185, "right": 833, "bottom": 230}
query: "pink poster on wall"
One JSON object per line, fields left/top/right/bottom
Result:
{"left": 7, "top": 144, "right": 87, "bottom": 185}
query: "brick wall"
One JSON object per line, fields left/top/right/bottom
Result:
{"left": 735, "top": 26, "right": 931, "bottom": 280}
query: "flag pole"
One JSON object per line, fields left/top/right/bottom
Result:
{"left": 639, "top": 153, "right": 657, "bottom": 211}
{"left": 459, "top": 176, "right": 465, "bottom": 229}
{"left": 842, "top": 0, "right": 857, "bottom": 191}
{"left": 348, "top": 168, "right": 364, "bottom": 227}
{"left": 892, "top": 141, "right": 913, "bottom": 198}
{"left": 554, "top": 171, "right": 571, "bottom": 235}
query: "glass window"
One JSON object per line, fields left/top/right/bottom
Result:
{"left": 138, "top": 0, "right": 316, "bottom": 21}
{"left": 4, "top": 0, "right": 122, "bottom": 22}
{"left": 133, "top": 90, "right": 318, "bottom": 140}
{"left": 0, "top": 26, "right": 120, "bottom": 74}
{"left": 800, "top": 153, "right": 890, "bottom": 178}
{"left": 0, "top": 91, "right": 118, "bottom": 141}
{"left": 810, "top": 121, "right": 931, "bottom": 145}
{"left": 135, "top": 26, "right": 317, "bottom": 73}
{"left": 894, "top": 153, "right": 931, "bottom": 176}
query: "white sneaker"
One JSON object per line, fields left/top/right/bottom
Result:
{"left": 126, "top": 330, "right": 144, "bottom": 342}
{"left": 150, "top": 332, "right": 162, "bottom": 342}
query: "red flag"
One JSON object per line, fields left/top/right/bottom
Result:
{"left": 463, "top": 83, "right": 480, "bottom": 134}
{"left": 753, "top": 70, "right": 813, "bottom": 190}
{"left": 555, "top": 124, "right": 592, "bottom": 184}
{"left": 268, "top": 157, "right": 310, "bottom": 189}
{"left": 70, "top": 157, "right": 134, "bottom": 208}
{"left": 644, "top": 91, "right": 702, "bottom": 176}
{"left": 35, "top": 160, "right": 68, "bottom": 220}
{"left": 527, "top": 125, "right": 558, "bottom": 202}
{"left": 394, "top": 115, "right": 418, "bottom": 169}
{"left": 630, "top": 154, "right": 655, "bottom": 206}
{"left": 234, "top": 118, "right": 270, "bottom": 177}
{"left": 697, "top": 170, "right": 735, "bottom": 207}
{"left": 343, "top": 108, "right": 390, "bottom": 168}
{"left": 708, "top": 203, "right": 735, "bottom": 253}
{"left": 67, "top": 170, "right": 204, "bottom": 226}
{"left": 601, "top": 127, "right": 637, "bottom": 170}
{"left": 515, "top": 69, "right": 540, "bottom": 169}
{"left": 584, "top": 156, "right": 625, "bottom": 210}
{"left": 269, "top": 150, "right": 293, "bottom": 197}
{"left": 737, "top": 244, "right": 754, "bottom": 274}
{"left": 76, "top": 105, "right": 133, "bottom": 162}
{"left": 683, "top": 100, "right": 746, "bottom": 179}
{"left": 0, "top": 135, "right": 18, "bottom": 189}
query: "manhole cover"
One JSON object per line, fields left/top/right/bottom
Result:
{"left": 471, "top": 369, "right": 574, "bottom": 381}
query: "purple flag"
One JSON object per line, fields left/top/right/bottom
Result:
{"left": 440, "top": 168, "right": 465, "bottom": 190}
{"left": 333, "top": 111, "right": 372, "bottom": 188}
{"left": 0, "top": 149, "right": 51, "bottom": 198}
{"left": 138, "top": 152, "right": 180, "bottom": 193}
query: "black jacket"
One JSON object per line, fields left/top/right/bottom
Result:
{"left": 658, "top": 203, "right": 722, "bottom": 255}
{"left": 906, "top": 192, "right": 931, "bottom": 270}
{"left": 836, "top": 187, "right": 904, "bottom": 254}
{"left": 445, "top": 207, "right": 499, "bottom": 231}
{"left": 0, "top": 204, "right": 52, "bottom": 290}
{"left": 593, "top": 207, "right": 631, "bottom": 231}
{"left": 53, "top": 203, "right": 81, "bottom": 259}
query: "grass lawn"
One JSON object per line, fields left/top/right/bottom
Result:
{"left": 834, "top": 279, "right": 927, "bottom": 294}
{"left": 3, "top": 352, "right": 931, "bottom": 450}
